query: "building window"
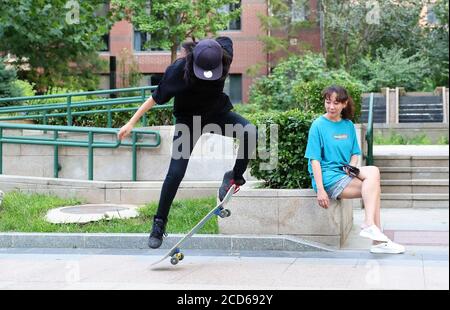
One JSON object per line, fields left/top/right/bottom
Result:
{"left": 133, "top": 0, "right": 174, "bottom": 52}
{"left": 220, "top": 1, "right": 241, "bottom": 31}
{"left": 224, "top": 74, "right": 242, "bottom": 104}
{"left": 291, "top": 0, "right": 310, "bottom": 22}
{"left": 140, "top": 73, "right": 164, "bottom": 87}
{"left": 134, "top": 30, "right": 148, "bottom": 52}
{"left": 134, "top": 30, "right": 177, "bottom": 52}
{"left": 100, "top": 33, "right": 110, "bottom": 52}
{"left": 95, "top": 2, "right": 110, "bottom": 52}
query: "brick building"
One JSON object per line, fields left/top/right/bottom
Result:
{"left": 98, "top": 0, "right": 322, "bottom": 103}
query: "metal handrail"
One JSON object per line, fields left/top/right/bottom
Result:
{"left": 0, "top": 122, "right": 160, "bottom": 181}
{"left": 0, "top": 86, "right": 175, "bottom": 127}
{"left": 0, "top": 86, "right": 156, "bottom": 104}
{"left": 0, "top": 101, "right": 173, "bottom": 128}
{"left": 365, "top": 93, "right": 374, "bottom": 166}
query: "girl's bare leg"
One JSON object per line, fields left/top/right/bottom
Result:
{"left": 340, "top": 166, "right": 382, "bottom": 229}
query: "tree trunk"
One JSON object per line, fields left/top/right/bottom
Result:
{"left": 171, "top": 43, "right": 178, "bottom": 64}
{"left": 319, "top": 1, "right": 327, "bottom": 63}
{"left": 334, "top": 41, "right": 341, "bottom": 68}
{"left": 344, "top": 32, "right": 349, "bottom": 70}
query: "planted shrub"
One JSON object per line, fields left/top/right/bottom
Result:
{"left": 247, "top": 109, "right": 319, "bottom": 189}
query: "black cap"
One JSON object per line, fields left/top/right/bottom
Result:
{"left": 193, "top": 39, "right": 223, "bottom": 81}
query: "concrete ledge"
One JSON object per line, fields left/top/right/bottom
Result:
{"left": 0, "top": 233, "right": 332, "bottom": 252}
{"left": 218, "top": 188, "right": 354, "bottom": 248}
{"left": 0, "top": 175, "right": 263, "bottom": 204}
{"left": 373, "top": 145, "right": 449, "bottom": 157}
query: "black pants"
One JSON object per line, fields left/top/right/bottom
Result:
{"left": 156, "top": 111, "right": 257, "bottom": 221}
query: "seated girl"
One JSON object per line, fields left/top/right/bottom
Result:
{"left": 304, "top": 85, "right": 405, "bottom": 254}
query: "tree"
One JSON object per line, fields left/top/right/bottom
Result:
{"left": 321, "top": 0, "right": 428, "bottom": 70}
{"left": 256, "top": 0, "right": 317, "bottom": 72}
{"left": 118, "top": 48, "right": 143, "bottom": 89}
{"left": 419, "top": 0, "right": 449, "bottom": 88}
{"left": 257, "top": 0, "right": 291, "bottom": 57}
{"left": 350, "top": 47, "right": 430, "bottom": 91}
{"left": 0, "top": 0, "right": 113, "bottom": 93}
{"left": 110, "top": 0, "right": 241, "bottom": 63}
{"left": 248, "top": 53, "right": 363, "bottom": 111}
{"left": 0, "top": 57, "right": 19, "bottom": 103}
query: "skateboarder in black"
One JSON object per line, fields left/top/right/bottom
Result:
{"left": 118, "top": 36, "right": 257, "bottom": 249}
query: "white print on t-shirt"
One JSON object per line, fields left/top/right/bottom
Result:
{"left": 333, "top": 134, "right": 348, "bottom": 140}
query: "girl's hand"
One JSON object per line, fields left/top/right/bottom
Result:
{"left": 343, "top": 166, "right": 350, "bottom": 176}
{"left": 117, "top": 123, "right": 134, "bottom": 141}
{"left": 317, "top": 189, "right": 330, "bottom": 209}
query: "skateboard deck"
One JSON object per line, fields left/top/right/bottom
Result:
{"left": 151, "top": 184, "right": 237, "bottom": 267}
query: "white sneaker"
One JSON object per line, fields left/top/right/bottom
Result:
{"left": 359, "top": 224, "right": 389, "bottom": 242}
{"left": 370, "top": 240, "right": 406, "bottom": 254}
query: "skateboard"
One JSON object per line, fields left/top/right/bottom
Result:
{"left": 151, "top": 184, "right": 237, "bottom": 267}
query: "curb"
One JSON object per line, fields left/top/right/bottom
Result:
{"left": 0, "top": 233, "right": 333, "bottom": 252}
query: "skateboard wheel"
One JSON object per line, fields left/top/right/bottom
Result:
{"left": 170, "top": 257, "right": 179, "bottom": 265}
{"left": 219, "top": 209, "right": 228, "bottom": 218}
{"left": 225, "top": 209, "right": 231, "bottom": 217}
{"left": 176, "top": 253, "right": 184, "bottom": 261}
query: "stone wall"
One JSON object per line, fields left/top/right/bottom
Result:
{"left": 218, "top": 188, "right": 354, "bottom": 248}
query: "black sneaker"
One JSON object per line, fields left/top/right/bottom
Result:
{"left": 218, "top": 170, "right": 245, "bottom": 202}
{"left": 148, "top": 216, "right": 167, "bottom": 249}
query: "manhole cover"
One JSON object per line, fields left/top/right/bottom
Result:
{"left": 45, "top": 204, "right": 139, "bottom": 224}
{"left": 62, "top": 205, "right": 129, "bottom": 215}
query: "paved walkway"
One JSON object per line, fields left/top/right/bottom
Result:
{"left": 0, "top": 207, "right": 448, "bottom": 290}
{"left": 344, "top": 208, "right": 449, "bottom": 250}
{"left": 0, "top": 247, "right": 447, "bottom": 290}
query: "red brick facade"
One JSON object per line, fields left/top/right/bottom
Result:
{"left": 99, "top": 0, "right": 321, "bottom": 103}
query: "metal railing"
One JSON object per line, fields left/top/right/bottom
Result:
{"left": 0, "top": 122, "right": 161, "bottom": 181}
{"left": 365, "top": 93, "right": 374, "bottom": 166}
{"left": 0, "top": 86, "right": 174, "bottom": 127}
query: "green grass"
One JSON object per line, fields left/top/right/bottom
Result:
{"left": 437, "top": 135, "right": 450, "bottom": 145}
{"left": 0, "top": 191, "right": 218, "bottom": 234}
{"left": 374, "top": 132, "right": 449, "bottom": 145}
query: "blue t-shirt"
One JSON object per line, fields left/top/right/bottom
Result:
{"left": 304, "top": 115, "right": 361, "bottom": 192}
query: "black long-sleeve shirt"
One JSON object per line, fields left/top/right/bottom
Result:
{"left": 152, "top": 37, "right": 234, "bottom": 118}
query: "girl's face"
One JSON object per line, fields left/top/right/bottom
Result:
{"left": 324, "top": 92, "right": 347, "bottom": 119}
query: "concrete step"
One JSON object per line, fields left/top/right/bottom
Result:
{"left": 379, "top": 167, "right": 449, "bottom": 180}
{"left": 0, "top": 232, "right": 332, "bottom": 252}
{"left": 374, "top": 156, "right": 449, "bottom": 168}
{"left": 380, "top": 193, "right": 449, "bottom": 208}
{"left": 381, "top": 179, "right": 449, "bottom": 194}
